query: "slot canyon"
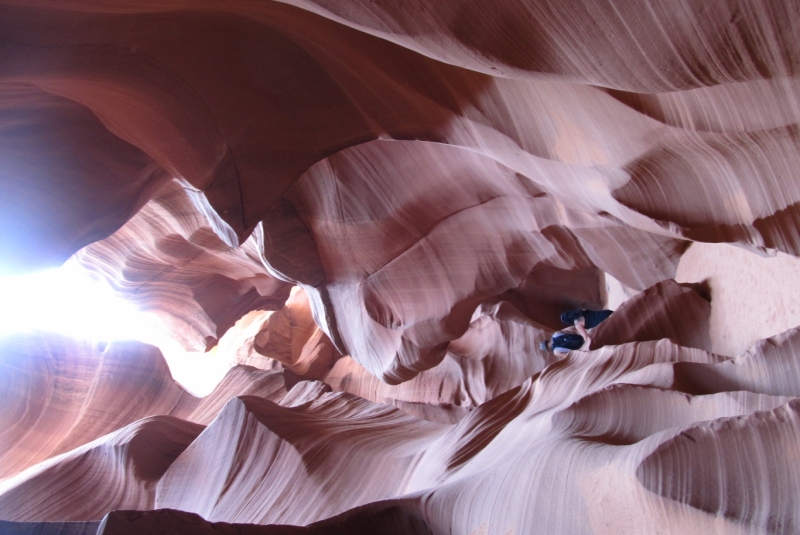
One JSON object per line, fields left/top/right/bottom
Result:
{"left": 2, "top": 1, "right": 800, "bottom": 533}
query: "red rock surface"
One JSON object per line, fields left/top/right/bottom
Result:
{"left": 2, "top": 1, "right": 800, "bottom": 533}
{"left": 0, "top": 334, "right": 288, "bottom": 481}
{"left": 252, "top": 287, "right": 342, "bottom": 379}
{"left": 74, "top": 179, "right": 292, "bottom": 351}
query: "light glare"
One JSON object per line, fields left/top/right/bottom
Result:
{"left": 0, "top": 261, "right": 153, "bottom": 341}
{"left": 0, "top": 261, "right": 232, "bottom": 396}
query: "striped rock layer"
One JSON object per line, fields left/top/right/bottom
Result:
{"left": 1, "top": 1, "right": 800, "bottom": 534}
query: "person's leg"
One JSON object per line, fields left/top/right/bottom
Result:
{"left": 560, "top": 309, "right": 584, "bottom": 325}
{"left": 584, "top": 309, "right": 613, "bottom": 329}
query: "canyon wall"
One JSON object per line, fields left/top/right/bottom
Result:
{"left": 1, "top": 1, "right": 800, "bottom": 533}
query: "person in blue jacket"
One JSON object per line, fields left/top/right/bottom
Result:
{"left": 559, "top": 308, "right": 613, "bottom": 329}
{"left": 540, "top": 308, "right": 613, "bottom": 357}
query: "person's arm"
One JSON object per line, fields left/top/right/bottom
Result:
{"left": 575, "top": 319, "right": 589, "bottom": 339}
{"left": 574, "top": 319, "right": 592, "bottom": 351}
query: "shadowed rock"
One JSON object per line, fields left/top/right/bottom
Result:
{"left": 1, "top": 1, "right": 799, "bottom": 533}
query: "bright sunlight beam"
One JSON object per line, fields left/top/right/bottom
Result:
{"left": 0, "top": 261, "right": 154, "bottom": 341}
{"left": 0, "top": 260, "right": 233, "bottom": 396}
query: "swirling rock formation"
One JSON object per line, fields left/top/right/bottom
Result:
{"left": 2, "top": 0, "right": 800, "bottom": 533}
{"left": 590, "top": 278, "right": 713, "bottom": 352}
{"left": 6, "top": 327, "right": 800, "bottom": 533}
{"left": 0, "top": 333, "right": 287, "bottom": 480}
{"left": 252, "top": 287, "right": 342, "bottom": 379}
{"left": 0, "top": 83, "right": 170, "bottom": 275}
{"left": 263, "top": 139, "right": 687, "bottom": 383}
{"left": 74, "top": 179, "right": 292, "bottom": 352}
{"left": 0, "top": 416, "right": 204, "bottom": 522}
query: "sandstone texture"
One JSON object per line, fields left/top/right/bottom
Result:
{"left": 2, "top": 1, "right": 800, "bottom": 534}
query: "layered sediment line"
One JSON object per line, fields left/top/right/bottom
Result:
{"left": 1, "top": 1, "right": 799, "bottom": 533}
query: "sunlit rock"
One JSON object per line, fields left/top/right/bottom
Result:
{"left": 1, "top": 0, "right": 799, "bottom": 533}
{"left": 155, "top": 387, "right": 446, "bottom": 525}
{"left": 7, "top": 329, "right": 800, "bottom": 532}
{"left": 591, "top": 278, "right": 713, "bottom": 352}
{"left": 262, "top": 141, "right": 685, "bottom": 383}
{"left": 252, "top": 287, "right": 342, "bottom": 379}
{"left": 75, "top": 180, "right": 292, "bottom": 351}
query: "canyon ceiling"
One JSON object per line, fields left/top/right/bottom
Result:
{"left": 2, "top": 1, "right": 800, "bottom": 534}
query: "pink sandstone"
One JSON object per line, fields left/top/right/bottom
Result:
{"left": 1, "top": 1, "right": 799, "bottom": 533}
